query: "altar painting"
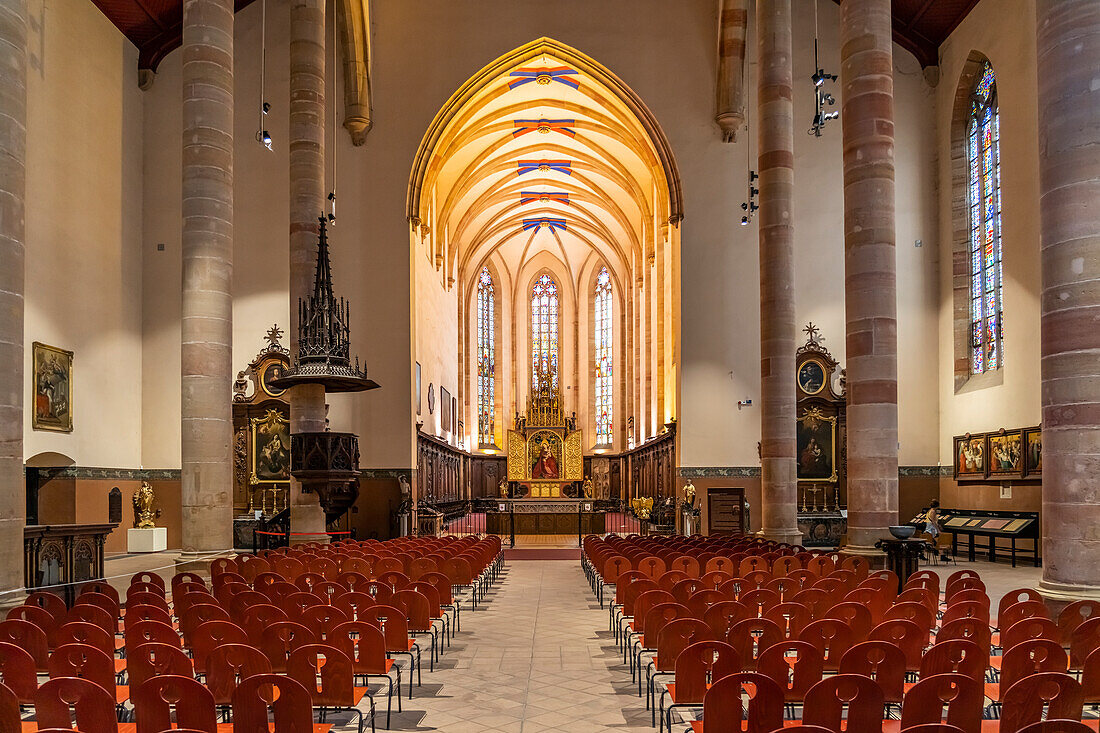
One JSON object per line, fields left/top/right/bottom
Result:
{"left": 797, "top": 407, "right": 837, "bottom": 482}
{"left": 528, "top": 432, "right": 562, "bottom": 480}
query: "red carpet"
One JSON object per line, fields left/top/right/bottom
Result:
{"left": 503, "top": 548, "right": 581, "bottom": 560}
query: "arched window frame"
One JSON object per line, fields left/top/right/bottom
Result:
{"left": 593, "top": 267, "right": 613, "bottom": 445}
{"left": 966, "top": 60, "right": 1004, "bottom": 375}
{"left": 476, "top": 267, "right": 496, "bottom": 446}
{"left": 530, "top": 273, "right": 560, "bottom": 389}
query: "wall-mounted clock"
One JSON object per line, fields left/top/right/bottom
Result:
{"left": 798, "top": 359, "right": 827, "bottom": 396}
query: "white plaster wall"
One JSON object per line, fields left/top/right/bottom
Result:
{"left": 23, "top": 0, "right": 144, "bottom": 467}
{"left": 935, "top": 0, "right": 1042, "bottom": 465}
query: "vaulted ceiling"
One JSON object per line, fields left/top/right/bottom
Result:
{"left": 94, "top": 0, "right": 977, "bottom": 73}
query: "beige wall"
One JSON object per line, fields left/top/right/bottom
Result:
{"left": 935, "top": 0, "right": 1042, "bottom": 464}
{"left": 23, "top": 0, "right": 145, "bottom": 469}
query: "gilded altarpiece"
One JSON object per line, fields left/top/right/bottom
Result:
{"left": 505, "top": 376, "right": 584, "bottom": 496}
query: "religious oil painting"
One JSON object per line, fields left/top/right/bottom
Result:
{"left": 32, "top": 342, "right": 73, "bottom": 432}
{"left": 251, "top": 409, "right": 291, "bottom": 484}
{"left": 989, "top": 430, "right": 1024, "bottom": 479}
{"left": 528, "top": 432, "right": 562, "bottom": 480}
{"left": 954, "top": 434, "right": 986, "bottom": 480}
{"left": 797, "top": 407, "right": 837, "bottom": 482}
{"left": 1024, "top": 426, "right": 1042, "bottom": 477}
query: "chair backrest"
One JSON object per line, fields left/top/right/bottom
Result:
{"left": 132, "top": 674, "right": 217, "bottom": 733}
{"left": 189, "top": 620, "right": 248, "bottom": 675}
{"left": 0, "top": 618, "right": 48, "bottom": 671}
{"left": 123, "top": 604, "right": 173, "bottom": 633}
{"left": 921, "top": 639, "right": 988, "bottom": 682}
{"left": 232, "top": 673, "right": 315, "bottom": 733}
{"left": 1058, "top": 600, "right": 1100, "bottom": 645}
{"left": 937, "top": 617, "right": 993, "bottom": 657}
{"left": 0, "top": 641, "right": 37, "bottom": 704}
{"left": 869, "top": 618, "right": 925, "bottom": 671}
{"left": 838, "top": 640, "right": 906, "bottom": 704}
{"left": 883, "top": 601, "right": 935, "bottom": 644}
{"left": 1001, "top": 600, "right": 1049, "bottom": 631}
{"left": 899, "top": 673, "right": 984, "bottom": 733}
{"left": 941, "top": 600, "right": 992, "bottom": 627}
{"left": 180, "top": 602, "right": 231, "bottom": 644}
{"left": 825, "top": 601, "right": 873, "bottom": 639}
{"left": 654, "top": 618, "right": 712, "bottom": 673}
{"left": 26, "top": 591, "right": 67, "bottom": 623}
{"left": 301, "top": 604, "right": 350, "bottom": 640}
{"left": 203, "top": 643, "right": 272, "bottom": 706}
{"left": 1017, "top": 721, "right": 1094, "bottom": 733}
{"left": 671, "top": 640, "right": 741, "bottom": 705}
{"left": 802, "top": 673, "right": 886, "bottom": 733}
{"left": 1003, "top": 616, "right": 1062, "bottom": 653}
{"left": 328, "top": 620, "right": 389, "bottom": 675}
{"left": 757, "top": 641, "right": 823, "bottom": 702}
{"left": 799, "top": 618, "right": 855, "bottom": 672}
{"left": 259, "top": 621, "right": 317, "bottom": 674}
{"left": 48, "top": 643, "right": 116, "bottom": 695}
{"left": 1069, "top": 616, "right": 1100, "bottom": 668}
{"left": 726, "top": 617, "right": 784, "bottom": 671}
{"left": 999, "top": 589, "right": 1045, "bottom": 623}
{"left": 1001, "top": 638, "right": 1069, "bottom": 693}
{"left": 393, "top": 589, "right": 433, "bottom": 632}
{"left": 764, "top": 601, "right": 811, "bottom": 639}
{"left": 703, "top": 600, "right": 750, "bottom": 639}
{"left": 287, "top": 643, "right": 354, "bottom": 708}
{"left": 6, "top": 604, "right": 60, "bottom": 650}
{"left": 64, "top": 604, "right": 114, "bottom": 638}
{"left": 334, "top": 591, "right": 377, "bottom": 622}
{"left": 35, "top": 676, "right": 118, "bottom": 733}
{"left": 1000, "top": 673, "right": 1084, "bottom": 733}
{"left": 126, "top": 641, "right": 194, "bottom": 690}
{"left": 701, "top": 672, "right": 785, "bottom": 733}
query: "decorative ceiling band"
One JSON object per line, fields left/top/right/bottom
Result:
{"left": 519, "top": 191, "right": 570, "bottom": 205}
{"left": 517, "top": 160, "right": 573, "bottom": 175}
{"left": 513, "top": 119, "right": 576, "bottom": 137}
{"left": 507, "top": 66, "right": 580, "bottom": 90}
{"left": 522, "top": 217, "right": 568, "bottom": 232}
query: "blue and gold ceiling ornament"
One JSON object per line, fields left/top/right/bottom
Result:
{"left": 519, "top": 191, "right": 570, "bottom": 205}
{"left": 513, "top": 119, "right": 576, "bottom": 138}
{"left": 517, "top": 160, "right": 572, "bottom": 176}
{"left": 522, "top": 217, "right": 568, "bottom": 233}
{"left": 507, "top": 66, "right": 580, "bottom": 91}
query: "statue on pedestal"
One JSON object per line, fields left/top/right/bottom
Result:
{"left": 132, "top": 482, "right": 157, "bottom": 528}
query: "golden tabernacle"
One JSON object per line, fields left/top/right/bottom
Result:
{"left": 506, "top": 373, "right": 583, "bottom": 497}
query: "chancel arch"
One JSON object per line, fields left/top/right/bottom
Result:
{"left": 412, "top": 37, "right": 679, "bottom": 462}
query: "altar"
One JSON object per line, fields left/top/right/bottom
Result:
{"left": 504, "top": 374, "right": 585, "bottom": 502}
{"left": 486, "top": 499, "right": 606, "bottom": 535}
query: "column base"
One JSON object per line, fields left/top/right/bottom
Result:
{"left": 1038, "top": 578, "right": 1100, "bottom": 616}
{"left": 757, "top": 528, "right": 805, "bottom": 545}
{"left": 839, "top": 544, "right": 887, "bottom": 570}
{"left": 289, "top": 532, "right": 331, "bottom": 546}
{"left": 175, "top": 550, "right": 234, "bottom": 575}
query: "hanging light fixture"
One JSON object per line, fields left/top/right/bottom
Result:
{"left": 327, "top": 0, "right": 338, "bottom": 225}
{"left": 739, "top": 14, "right": 757, "bottom": 227}
{"left": 255, "top": 0, "right": 273, "bottom": 150}
{"left": 808, "top": 0, "right": 839, "bottom": 137}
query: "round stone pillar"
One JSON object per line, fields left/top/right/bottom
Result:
{"left": 180, "top": 0, "right": 234, "bottom": 556}
{"left": 1036, "top": 0, "right": 1100, "bottom": 601}
{"left": 756, "top": 0, "right": 802, "bottom": 544}
{"left": 288, "top": 0, "right": 329, "bottom": 543}
{"left": 839, "top": 0, "right": 898, "bottom": 554}
{"left": 0, "top": 0, "right": 27, "bottom": 597}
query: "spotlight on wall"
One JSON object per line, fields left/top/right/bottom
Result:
{"left": 740, "top": 170, "right": 759, "bottom": 225}
{"left": 807, "top": 1, "right": 839, "bottom": 138}
{"left": 327, "top": 191, "right": 337, "bottom": 225}
{"left": 256, "top": 102, "right": 273, "bottom": 150}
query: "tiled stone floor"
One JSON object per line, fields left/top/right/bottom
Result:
{"left": 94, "top": 551, "right": 1048, "bottom": 731}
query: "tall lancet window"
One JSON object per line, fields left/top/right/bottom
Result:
{"left": 476, "top": 268, "right": 495, "bottom": 446}
{"left": 594, "top": 268, "right": 613, "bottom": 444}
{"left": 967, "top": 60, "right": 1004, "bottom": 374}
{"left": 531, "top": 274, "right": 559, "bottom": 388}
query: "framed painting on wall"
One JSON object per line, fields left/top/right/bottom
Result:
{"left": 415, "top": 362, "right": 422, "bottom": 416}
{"left": 32, "top": 342, "right": 73, "bottom": 432}
{"left": 1023, "top": 426, "right": 1042, "bottom": 477}
{"left": 796, "top": 407, "right": 837, "bottom": 482}
{"left": 250, "top": 409, "right": 291, "bottom": 484}
{"left": 441, "top": 387, "right": 451, "bottom": 435}
{"left": 953, "top": 434, "right": 986, "bottom": 480}
{"left": 988, "top": 429, "right": 1024, "bottom": 480}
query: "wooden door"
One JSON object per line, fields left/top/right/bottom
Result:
{"left": 707, "top": 487, "right": 746, "bottom": 535}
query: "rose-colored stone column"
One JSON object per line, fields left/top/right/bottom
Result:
{"left": 1036, "top": 0, "right": 1100, "bottom": 602}
{"left": 716, "top": 0, "right": 749, "bottom": 142}
{"left": 839, "top": 0, "right": 898, "bottom": 554}
{"left": 757, "top": 0, "right": 802, "bottom": 544}
{"left": 0, "top": 0, "right": 27, "bottom": 598}
{"left": 180, "top": 0, "right": 234, "bottom": 557}
{"left": 288, "top": 0, "right": 329, "bottom": 543}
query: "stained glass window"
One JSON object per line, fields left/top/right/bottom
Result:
{"left": 476, "top": 268, "right": 495, "bottom": 446}
{"left": 594, "top": 268, "right": 613, "bottom": 445}
{"left": 531, "top": 274, "right": 559, "bottom": 388}
{"left": 967, "top": 61, "right": 1003, "bottom": 375}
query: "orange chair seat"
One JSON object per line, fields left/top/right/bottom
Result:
{"left": 666, "top": 682, "right": 711, "bottom": 705}
{"left": 984, "top": 682, "right": 1000, "bottom": 703}
{"left": 114, "top": 658, "right": 127, "bottom": 673}
{"left": 116, "top": 685, "right": 129, "bottom": 705}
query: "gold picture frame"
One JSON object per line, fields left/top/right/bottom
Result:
{"left": 250, "top": 409, "right": 291, "bottom": 485}
{"left": 32, "top": 342, "right": 73, "bottom": 432}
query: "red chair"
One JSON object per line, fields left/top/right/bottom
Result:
{"left": 393, "top": 589, "right": 438, "bottom": 671}
{"left": 302, "top": 604, "right": 350, "bottom": 641}
{"left": 938, "top": 617, "right": 993, "bottom": 661}
{"left": 260, "top": 621, "right": 317, "bottom": 674}
{"left": 0, "top": 619, "right": 48, "bottom": 672}
{"left": 692, "top": 672, "right": 784, "bottom": 733}
{"left": 131, "top": 674, "right": 217, "bottom": 733}
{"left": 0, "top": 681, "right": 22, "bottom": 732}
{"left": 1058, "top": 601, "right": 1100, "bottom": 645}
{"left": 895, "top": 673, "right": 984, "bottom": 733}
{"left": 35, "top": 676, "right": 118, "bottom": 732}
{"left": 189, "top": 620, "right": 248, "bottom": 675}
{"left": 999, "top": 673, "right": 1083, "bottom": 733}
{"left": 203, "top": 642, "right": 271, "bottom": 708}
{"left": 48, "top": 643, "right": 123, "bottom": 705}
{"left": 884, "top": 601, "right": 935, "bottom": 646}
{"left": 0, "top": 641, "right": 38, "bottom": 705}
{"left": 646, "top": 618, "right": 712, "bottom": 716}
{"left": 764, "top": 601, "right": 811, "bottom": 640}
{"left": 231, "top": 673, "right": 315, "bottom": 733}
{"left": 799, "top": 618, "right": 855, "bottom": 672}
{"left": 328, "top": 621, "right": 400, "bottom": 725}
{"left": 7, "top": 604, "right": 61, "bottom": 649}
{"left": 64, "top": 604, "right": 115, "bottom": 642}
{"left": 74, "top": 591, "right": 120, "bottom": 621}
{"left": 657, "top": 640, "right": 739, "bottom": 733}
{"left": 26, "top": 592, "right": 67, "bottom": 624}
{"left": 802, "top": 673, "right": 886, "bottom": 732}
{"left": 126, "top": 642, "right": 193, "bottom": 692}
{"left": 839, "top": 640, "right": 906, "bottom": 706}
{"left": 287, "top": 644, "right": 373, "bottom": 733}
{"left": 1017, "top": 722, "right": 1094, "bottom": 733}
{"left": 702, "top": 600, "right": 749, "bottom": 639}
{"left": 179, "top": 603, "right": 231, "bottom": 645}
{"left": 122, "top": 604, "right": 173, "bottom": 634}
{"left": 826, "top": 601, "right": 873, "bottom": 639}
{"left": 1069, "top": 616, "right": 1100, "bottom": 669}
{"left": 920, "top": 639, "right": 987, "bottom": 683}
{"left": 757, "top": 640, "right": 823, "bottom": 710}
{"left": 726, "top": 617, "right": 783, "bottom": 672}
{"left": 359, "top": 605, "right": 420, "bottom": 697}
{"left": 869, "top": 618, "right": 926, "bottom": 673}
{"left": 1002, "top": 616, "right": 1061, "bottom": 654}
{"left": 335, "top": 592, "right": 378, "bottom": 622}
{"left": 239, "top": 602, "right": 288, "bottom": 645}
{"left": 987, "top": 638, "right": 1069, "bottom": 704}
